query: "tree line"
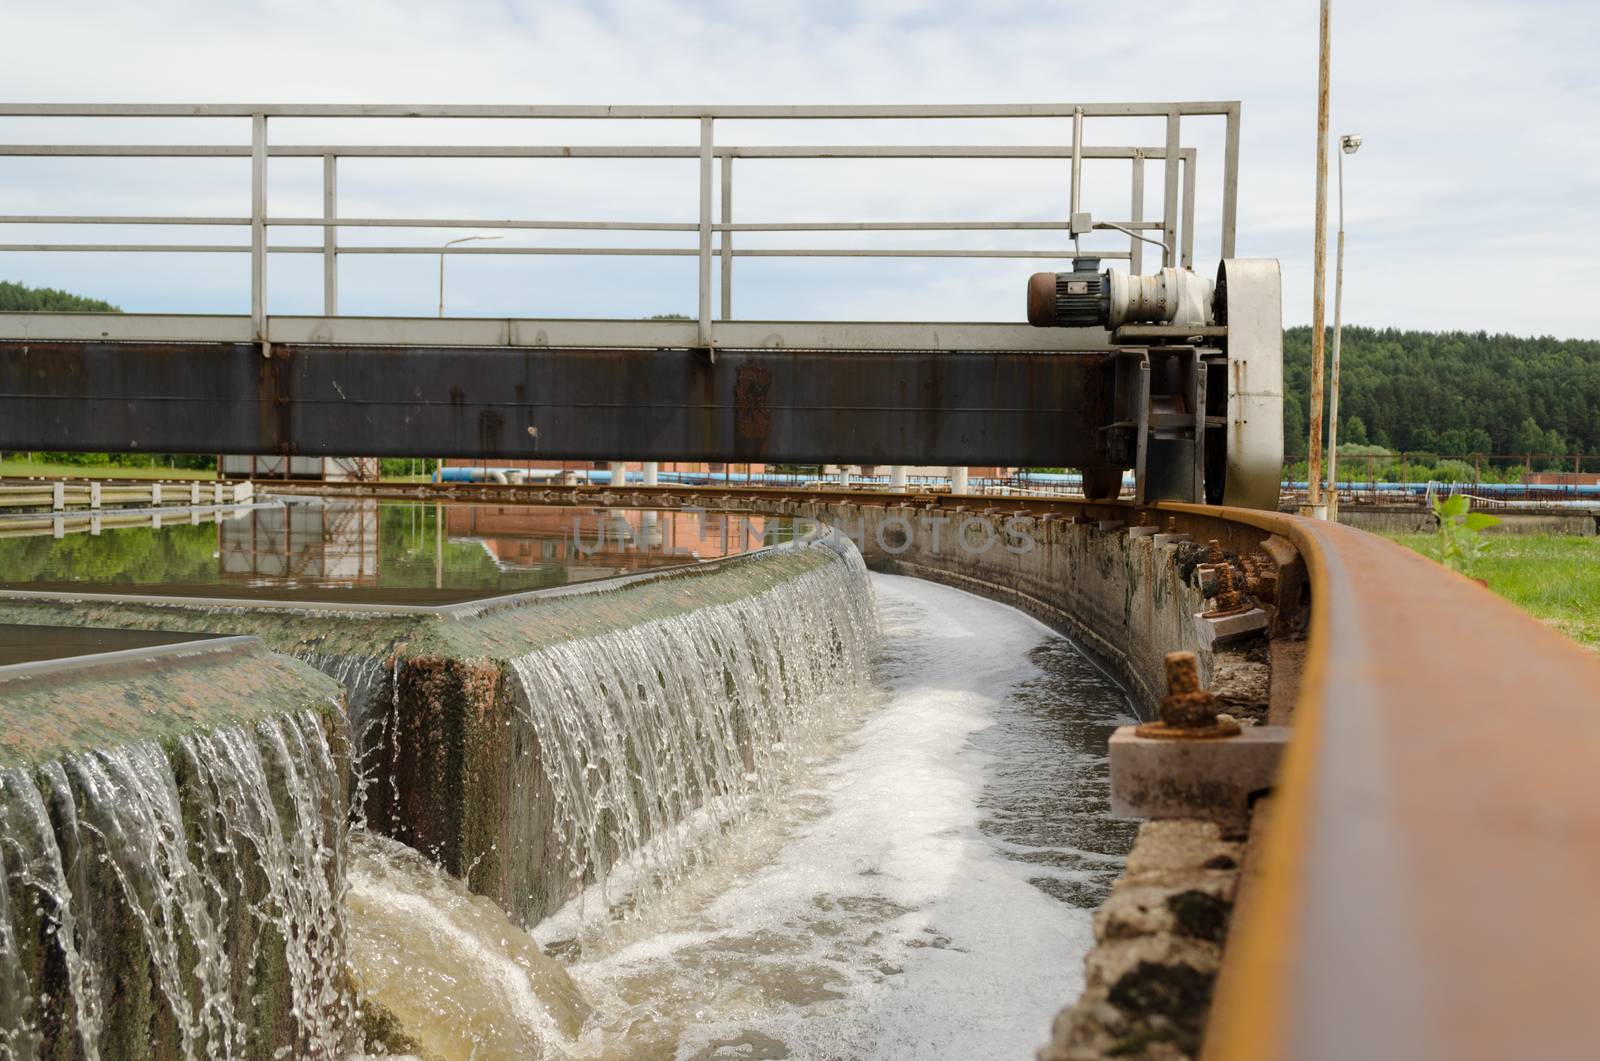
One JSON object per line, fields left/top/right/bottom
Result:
{"left": 1284, "top": 325, "right": 1600, "bottom": 461}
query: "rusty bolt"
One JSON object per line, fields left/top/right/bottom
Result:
{"left": 1239, "top": 552, "right": 1275, "bottom": 599}
{"left": 1206, "top": 539, "right": 1225, "bottom": 565}
{"left": 1211, "top": 563, "right": 1247, "bottom": 614}
{"left": 1160, "top": 651, "right": 1218, "bottom": 728}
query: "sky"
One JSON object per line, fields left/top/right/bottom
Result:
{"left": 0, "top": 0, "right": 1596, "bottom": 338}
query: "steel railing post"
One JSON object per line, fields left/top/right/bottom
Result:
{"left": 322, "top": 153, "right": 337, "bottom": 315}
{"left": 698, "top": 116, "right": 714, "bottom": 348}
{"left": 1181, "top": 149, "right": 1197, "bottom": 269}
{"left": 1162, "top": 109, "right": 1180, "bottom": 269}
{"left": 1070, "top": 107, "right": 1084, "bottom": 255}
{"left": 1130, "top": 151, "right": 1145, "bottom": 275}
{"left": 720, "top": 153, "right": 733, "bottom": 320}
{"left": 1221, "top": 102, "right": 1241, "bottom": 259}
{"left": 251, "top": 112, "right": 268, "bottom": 356}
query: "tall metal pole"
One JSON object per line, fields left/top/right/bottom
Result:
{"left": 1327, "top": 143, "right": 1349, "bottom": 518}
{"left": 1305, "top": 0, "right": 1332, "bottom": 516}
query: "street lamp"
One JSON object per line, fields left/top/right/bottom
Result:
{"left": 435, "top": 234, "right": 500, "bottom": 489}
{"left": 1324, "top": 133, "right": 1362, "bottom": 518}
{"left": 437, "top": 235, "right": 501, "bottom": 317}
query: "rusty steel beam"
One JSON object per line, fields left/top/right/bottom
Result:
{"left": 0, "top": 340, "right": 1114, "bottom": 466}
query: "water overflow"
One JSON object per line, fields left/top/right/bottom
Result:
{"left": 0, "top": 511, "right": 1135, "bottom": 1059}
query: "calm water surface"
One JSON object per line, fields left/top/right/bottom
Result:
{"left": 0, "top": 500, "right": 798, "bottom": 603}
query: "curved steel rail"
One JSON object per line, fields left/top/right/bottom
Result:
{"left": 1183, "top": 504, "right": 1600, "bottom": 1061}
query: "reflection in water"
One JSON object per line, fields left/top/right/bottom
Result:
{"left": 0, "top": 500, "right": 807, "bottom": 603}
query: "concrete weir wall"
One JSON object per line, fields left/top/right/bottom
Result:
{"left": 808, "top": 502, "right": 1216, "bottom": 713}
{"left": 0, "top": 637, "right": 351, "bottom": 1060}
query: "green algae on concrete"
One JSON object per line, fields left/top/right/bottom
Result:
{"left": 0, "top": 635, "right": 346, "bottom": 770}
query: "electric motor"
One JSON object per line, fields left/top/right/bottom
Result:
{"left": 1027, "top": 262, "right": 1216, "bottom": 329}
{"left": 1026, "top": 257, "right": 1108, "bottom": 327}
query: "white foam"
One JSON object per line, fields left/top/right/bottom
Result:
{"left": 562, "top": 573, "right": 1120, "bottom": 1059}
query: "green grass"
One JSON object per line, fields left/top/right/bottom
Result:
{"left": 1387, "top": 532, "right": 1600, "bottom": 651}
{"left": 0, "top": 460, "right": 217, "bottom": 480}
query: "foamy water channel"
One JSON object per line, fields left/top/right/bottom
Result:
{"left": 348, "top": 573, "right": 1136, "bottom": 1060}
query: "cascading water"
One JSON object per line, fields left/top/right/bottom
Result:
{"left": 507, "top": 542, "right": 877, "bottom": 921}
{"left": 345, "top": 831, "right": 591, "bottom": 1061}
{"left": 0, "top": 709, "right": 351, "bottom": 1060}
{"left": 0, "top": 764, "right": 99, "bottom": 1060}
{"left": 294, "top": 651, "right": 395, "bottom": 826}
{"left": 341, "top": 570, "right": 1134, "bottom": 1060}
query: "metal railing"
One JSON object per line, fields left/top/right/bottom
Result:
{"left": 1280, "top": 452, "right": 1600, "bottom": 506}
{"left": 0, "top": 102, "right": 1239, "bottom": 351}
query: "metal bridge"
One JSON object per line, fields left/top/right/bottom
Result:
{"left": 0, "top": 101, "right": 1281, "bottom": 509}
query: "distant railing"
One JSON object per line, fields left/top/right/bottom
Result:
{"left": 0, "top": 102, "right": 1239, "bottom": 349}
{"left": 1281, "top": 451, "right": 1600, "bottom": 505}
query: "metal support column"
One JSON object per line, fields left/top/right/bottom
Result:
{"left": 698, "top": 116, "right": 714, "bottom": 348}
{"left": 1221, "top": 102, "right": 1241, "bottom": 259}
{"left": 1162, "top": 110, "right": 1181, "bottom": 269}
{"left": 322, "top": 154, "right": 338, "bottom": 315}
{"left": 250, "top": 113, "right": 268, "bottom": 356}
{"left": 1130, "top": 152, "right": 1145, "bottom": 275}
{"left": 1181, "top": 152, "right": 1197, "bottom": 269}
{"left": 720, "top": 154, "right": 733, "bottom": 320}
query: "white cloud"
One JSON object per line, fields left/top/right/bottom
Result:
{"left": 0, "top": 0, "right": 1595, "bottom": 337}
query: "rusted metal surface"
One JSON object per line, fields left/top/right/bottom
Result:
{"left": 1138, "top": 650, "right": 1238, "bottom": 735}
{"left": 1026, "top": 271, "right": 1059, "bottom": 326}
{"left": 0, "top": 340, "right": 1114, "bottom": 466}
{"left": 1205, "top": 562, "right": 1251, "bottom": 616}
{"left": 1172, "top": 504, "right": 1600, "bottom": 1061}
{"left": 1134, "top": 649, "right": 1242, "bottom": 743}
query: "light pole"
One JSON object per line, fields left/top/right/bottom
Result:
{"left": 1325, "top": 133, "right": 1362, "bottom": 519}
{"left": 437, "top": 235, "right": 500, "bottom": 317}
{"left": 435, "top": 234, "right": 500, "bottom": 489}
